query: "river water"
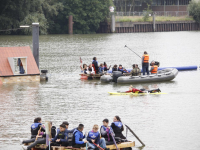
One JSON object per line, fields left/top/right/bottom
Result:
{"left": 0, "top": 31, "right": 200, "bottom": 150}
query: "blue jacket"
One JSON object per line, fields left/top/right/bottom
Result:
{"left": 73, "top": 129, "right": 85, "bottom": 145}
{"left": 99, "top": 67, "right": 104, "bottom": 73}
{"left": 52, "top": 131, "right": 68, "bottom": 143}
{"left": 87, "top": 131, "right": 100, "bottom": 144}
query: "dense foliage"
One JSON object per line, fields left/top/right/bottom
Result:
{"left": 0, "top": 0, "right": 113, "bottom": 35}
{"left": 188, "top": 0, "right": 200, "bottom": 23}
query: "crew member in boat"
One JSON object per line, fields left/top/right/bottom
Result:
{"left": 126, "top": 85, "right": 161, "bottom": 93}
{"left": 80, "top": 64, "right": 88, "bottom": 74}
{"left": 111, "top": 116, "right": 127, "bottom": 141}
{"left": 142, "top": 51, "right": 149, "bottom": 75}
{"left": 88, "top": 64, "right": 95, "bottom": 74}
{"left": 112, "top": 64, "right": 118, "bottom": 72}
{"left": 99, "top": 63, "right": 104, "bottom": 74}
{"left": 130, "top": 64, "right": 141, "bottom": 76}
{"left": 45, "top": 124, "right": 69, "bottom": 150}
{"left": 87, "top": 124, "right": 107, "bottom": 149}
{"left": 104, "top": 62, "right": 111, "bottom": 72}
{"left": 118, "top": 64, "right": 128, "bottom": 73}
{"left": 21, "top": 122, "right": 56, "bottom": 150}
{"left": 72, "top": 124, "right": 88, "bottom": 148}
{"left": 150, "top": 61, "right": 158, "bottom": 74}
{"left": 92, "top": 57, "right": 99, "bottom": 74}
{"left": 30, "top": 117, "right": 45, "bottom": 139}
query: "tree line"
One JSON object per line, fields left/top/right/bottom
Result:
{"left": 0, "top": 0, "right": 113, "bottom": 35}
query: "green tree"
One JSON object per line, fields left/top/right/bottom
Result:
{"left": 188, "top": 0, "right": 200, "bottom": 23}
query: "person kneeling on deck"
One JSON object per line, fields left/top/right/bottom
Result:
{"left": 150, "top": 61, "right": 158, "bottom": 74}
{"left": 126, "top": 85, "right": 161, "bottom": 93}
{"left": 130, "top": 64, "right": 141, "bottom": 76}
{"left": 111, "top": 116, "right": 126, "bottom": 141}
{"left": 45, "top": 124, "right": 69, "bottom": 150}
{"left": 87, "top": 124, "right": 107, "bottom": 150}
{"left": 72, "top": 124, "right": 88, "bottom": 148}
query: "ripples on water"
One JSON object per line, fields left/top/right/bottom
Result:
{"left": 0, "top": 32, "right": 200, "bottom": 150}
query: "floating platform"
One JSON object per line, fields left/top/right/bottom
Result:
{"left": 24, "top": 141, "right": 135, "bottom": 150}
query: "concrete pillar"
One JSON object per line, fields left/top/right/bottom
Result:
{"left": 32, "top": 23, "right": 39, "bottom": 68}
{"left": 153, "top": 13, "right": 156, "bottom": 32}
{"left": 68, "top": 15, "right": 73, "bottom": 34}
{"left": 111, "top": 14, "right": 115, "bottom": 33}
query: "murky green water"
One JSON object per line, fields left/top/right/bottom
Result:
{"left": 0, "top": 32, "right": 200, "bottom": 150}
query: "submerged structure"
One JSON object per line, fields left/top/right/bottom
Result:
{"left": 0, "top": 46, "right": 40, "bottom": 84}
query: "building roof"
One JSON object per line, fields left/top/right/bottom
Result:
{"left": 0, "top": 46, "right": 40, "bottom": 76}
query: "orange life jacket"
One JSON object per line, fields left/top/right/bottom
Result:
{"left": 151, "top": 65, "right": 158, "bottom": 74}
{"left": 143, "top": 55, "right": 149, "bottom": 63}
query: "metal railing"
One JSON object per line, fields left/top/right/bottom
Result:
{"left": 116, "top": 11, "right": 189, "bottom": 16}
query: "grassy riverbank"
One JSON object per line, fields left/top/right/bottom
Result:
{"left": 116, "top": 16, "right": 194, "bottom": 22}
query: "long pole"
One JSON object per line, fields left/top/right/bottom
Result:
{"left": 124, "top": 45, "right": 141, "bottom": 58}
{"left": 124, "top": 124, "right": 145, "bottom": 146}
{"left": 32, "top": 23, "right": 39, "bottom": 68}
{"left": 110, "top": 128, "right": 119, "bottom": 150}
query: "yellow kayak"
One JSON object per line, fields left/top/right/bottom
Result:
{"left": 108, "top": 92, "right": 167, "bottom": 95}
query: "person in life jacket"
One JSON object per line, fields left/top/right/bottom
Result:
{"left": 99, "top": 63, "right": 105, "bottom": 74}
{"left": 150, "top": 61, "right": 158, "bottom": 74}
{"left": 57, "top": 121, "right": 76, "bottom": 146}
{"left": 112, "top": 64, "right": 118, "bottom": 72}
{"left": 88, "top": 64, "right": 95, "bottom": 74}
{"left": 21, "top": 122, "right": 56, "bottom": 150}
{"left": 118, "top": 64, "right": 128, "bottom": 73}
{"left": 111, "top": 116, "right": 126, "bottom": 140}
{"left": 130, "top": 64, "right": 141, "bottom": 76}
{"left": 104, "top": 62, "right": 111, "bottom": 72}
{"left": 92, "top": 57, "right": 99, "bottom": 74}
{"left": 80, "top": 64, "right": 88, "bottom": 74}
{"left": 72, "top": 124, "right": 88, "bottom": 148}
{"left": 100, "top": 119, "right": 118, "bottom": 145}
{"left": 30, "top": 117, "right": 45, "bottom": 139}
{"left": 142, "top": 51, "right": 149, "bottom": 75}
{"left": 126, "top": 85, "right": 161, "bottom": 93}
{"left": 45, "top": 124, "right": 69, "bottom": 150}
{"left": 87, "top": 124, "right": 107, "bottom": 150}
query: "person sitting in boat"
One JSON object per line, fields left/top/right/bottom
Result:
{"left": 104, "top": 62, "right": 111, "bottom": 72}
{"left": 130, "top": 64, "right": 141, "bottom": 76}
{"left": 126, "top": 85, "right": 161, "bottom": 93}
{"left": 80, "top": 64, "right": 88, "bottom": 74}
{"left": 100, "top": 119, "right": 118, "bottom": 145}
{"left": 72, "top": 124, "right": 88, "bottom": 148}
{"left": 111, "top": 116, "right": 126, "bottom": 141}
{"left": 45, "top": 124, "right": 69, "bottom": 150}
{"left": 87, "top": 124, "right": 107, "bottom": 149}
{"left": 99, "top": 63, "right": 104, "bottom": 74}
{"left": 88, "top": 64, "right": 95, "bottom": 74}
{"left": 118, "top": 64, "right": 128, "bottom": 73}
{"left": 57, "top": 121, "right": 76, "bottom": 146}
{"left": 150, "top": 61, "right": 158, "bottom": 74}
{"left": 29, "top": 117, "right": 45, "bottom": 139}
{"left": 112, "top": 64, "right": 118, "bottom": 72}
{"left": 92, "top": 57, "right": 99, "bottom": 74}
{"left": 21, "top": 122, "right": 56, "bottom": 150}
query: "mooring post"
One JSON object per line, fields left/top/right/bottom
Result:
{"left": 32, "top": 23, "right": 39, "bottom": 68}
{"left": 153, "top": 13, "right": 156, "bottom": 32}
{"left": 68, "top": 15, "right": 73, "bottom": 34}
{"left": 111, "top": 13, "right": 115, "bottom": 33}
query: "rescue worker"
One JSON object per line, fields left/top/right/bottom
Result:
{"left": 111, "top": 116, "right": 126, "bottom": 140}
{"left": 142, "top": 51, "right": 149, "bottom": 75}
{"left": 87, "top": 124, "right": 107, "bottom": 149}
{"left": 72, "top": 124, "right": 88, "bottom": 148}
{"left": 30, "top": 117, "right": 45, "bottom": 138}
{"left": 92, "top": 57, "right": 98, "bottom": 74}
{"left": 150, "top": 61, "right": 158, "bottom": 74}
{"left": 45, "top": 124, "right": 69, "bottom": 150}
{"left": 130, "top": 64, "right": 141, "bottom": 76}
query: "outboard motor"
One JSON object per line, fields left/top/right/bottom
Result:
{"left": 113, "top": 71, "right": 122, "bottom": 83}
{"left": 150, "top": 61, "right": 160, "bottom": 67}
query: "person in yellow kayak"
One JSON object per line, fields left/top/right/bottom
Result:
{"left": 126, "top": 85, "right": 161, "bottom": 93}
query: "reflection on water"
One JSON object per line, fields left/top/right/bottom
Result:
{"left": 0, "top": 32, "right": 200, "bottom": 150}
